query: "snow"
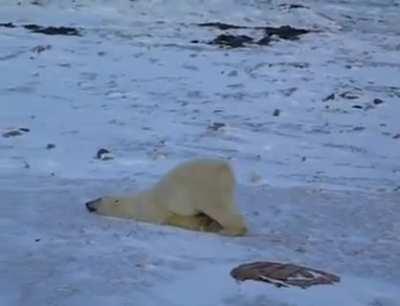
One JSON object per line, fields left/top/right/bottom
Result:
{"left": 0, "top": 0, "right": 399, "bottom": 305}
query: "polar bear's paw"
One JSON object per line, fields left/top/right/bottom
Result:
{"left": 220, "top": 226, "right": 247, "bottom": 236}
{"left": 165, "top": 213, "right": 223, "bottom": 233}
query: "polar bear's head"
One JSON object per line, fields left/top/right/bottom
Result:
{"left": 85, "top": 196, "right": 135, "bottom": 218}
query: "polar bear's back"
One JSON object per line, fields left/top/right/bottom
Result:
{"left": 153, "top": 159, "right": 235, "bottom": 215}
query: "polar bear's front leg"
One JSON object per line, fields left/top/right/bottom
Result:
{"left": 165, "top": 213, "right": 222, "bottom": 233}
{"left": 202, "top": 207, "right": 247, "bottom": 236}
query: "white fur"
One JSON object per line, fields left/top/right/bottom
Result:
{"left": 88, "top": 158, "right": 247, "bottom": 236}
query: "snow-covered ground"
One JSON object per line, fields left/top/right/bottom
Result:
{"left": 0, "top": 0, "right": 399, "bottom": 305}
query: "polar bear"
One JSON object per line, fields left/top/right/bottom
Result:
{"left": 85, "top": 158, "right": 247, "bottom": 236}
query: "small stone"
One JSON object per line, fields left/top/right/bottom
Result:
{"left": 373, "top": 98, "right": 384, "bottom": 105}
{"left": 208, "top": 122, "right": 226, "bottom": 131}
{"left": 288, "top": 4, "right": 307, "bottom": 9}
{"left": 273, "top": 109, "right": 281, "bottom": 117}
{"left": 249, "top": 173, "right": 262, "bottom": 183}
{"left": 352, "top": 105, "right": 363, "bottom": 109}
{"left": 257, "top": 36, "right": 271, "bottom": 46}
{"left": 2, "top": 128, "right": 30, "bottom": 137}
{"left": 264, "top": 25, "right": 310, "bottom": 40}
{"left": 227, "top": 70, "right": 238, "bottom": 77}
{"left": 295, "top": 247, "right": 306, "bottom": 253}
{"left": 96, "top": 148, "right": 113, "bottom": 160}
{"left": 46, "top": 143, "right": 56, "bottom": 150}
{"left": 31, "top": 45, "right": 51, "bottom": 54}
{"left": 322, "top": 93, "right": 335, "bottom": 101}
{"left": 0, "top": 22, "right": 16, "bottom": 28}
{"left": 2, "top": 130, "right": 23, "bottom": 138}
{"left": 209, "top": 34, "right": 253, "bottom": 48}
{"left": 24, "top": 161, "right": 30, "bottom": 169}
{"left": 24, "top": 24, "right": 81, "bottom": 36}
{"left": 340, "top": 91, "right": 359, "bottom": 99}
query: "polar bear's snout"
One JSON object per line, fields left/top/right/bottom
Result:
{"left": 86, "top": 198, "right": 102, "bottom": 212}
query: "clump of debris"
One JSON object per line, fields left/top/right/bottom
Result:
{"left": 0, "top": 22, "right": 81, "bottom": 36}
{"left": 193, "top": 22, "right": 314, "bottom": 48}
{"left": 231, "top": 261, "right": 340, "bottom": 289}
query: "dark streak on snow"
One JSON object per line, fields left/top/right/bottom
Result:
{"left": 0, "top": 22, "right": 81, "bottom": 36}
{"left": 197, "top": 23, "right": 313, "bottom": 48}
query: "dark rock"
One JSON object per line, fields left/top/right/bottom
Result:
{"left": 373, "top": 98, "right": 384, "bottom": 105}
{"left": 339, "top": 91, "right": 360, "bottom": 99}
{"left": 97, "top": 148, "right": 110, "bottom": 157}
{"left": 210, "top": 34, "right": 253, "bottom": 48}
{"left": 393, "top": 133, "right": 400, "bottom": 139}
{"left": 264, "top": 25, "right": 310, "bottom": 40}
{"left": 0, "top": 22, "right": 16, "bottom": 28}
{"left": 352, "top": 105, "right": 363, "bottom": 109}
{"left": 198, "top": 23, "right": 312, "bottom": 48}
{"left": 32, "top": 45, "right": 51, "bottom": 54}
{"left": 2, "top": 130, "right": 23, "bottom": 138}
{"left": 256, "top": 36, "right": 271, "bottom": 46}
{"left": 279, "top": 3, "right": 309, "bottom": 9}
{"left": 273, "top": 109, "right": 281, "bottom": 117}
{"left": 322, "top": 93, "right": 335, "bottom": 101}
{"left": 208, "top": 122, "right": 226, "bottom": 131}
{"left": 96, "top": 148, "right": 112, "bottom": 160}
{"left": 24, "top": 24, "right": 81, "bottom": 36}
{"left": 199, "top": 22, "right": 311, "bottom": 40}
{"left": 280, "top": 87, "right": 298, "bottom": 96}
{"left": 31, "top": 0, "right": 44, "bottom": 5}
{"left": 288, "top": 4, "right": 308, "bottom": 9}
{"left": 198, "top": 22, "right": 247, "bottom": 30}
{"left": 24, "top": 161, "right": 30, "bottom": 169}
{"left": 3, "top": 128, "right": 30, "bottom": 137}
{"left": 46, "top": 143, "right": 56, "bottom": 150}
